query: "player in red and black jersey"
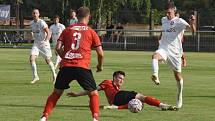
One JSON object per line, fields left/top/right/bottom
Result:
{"left": 39, "top": 6, "right": 104, "bottom": 121}
{"left": 68, "top": 71, "right": 176, "bottom": 111}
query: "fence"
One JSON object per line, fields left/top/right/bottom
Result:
{"left": 0, "top": 29, "right": 215, "bottom": 52}
{"left": 99, "top": 29, "right": 215, "bottom": 52}
{"left": 0, "top": 29, "right": 31, "bottom": 48}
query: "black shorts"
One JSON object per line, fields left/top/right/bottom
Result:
{"left": 54, "top": 67, "right": 97, "bottom": 92}
{"left": 113, "top": 91, "right": 137, "bottom": 106}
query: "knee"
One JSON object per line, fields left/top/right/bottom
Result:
{"left": 29, "top": 57, "right": 35, "bottom": 63}
{"left": 152, "top": 53, "right": 158, "bottom": 59}
{"left": 135, "top": 93, "right": 145, "bottom": 102}
{"left": 89, "top": 90, "right": 99, "bottom": 96}
{"left": 174, "top": 73, "right": 182, "bottom": 81}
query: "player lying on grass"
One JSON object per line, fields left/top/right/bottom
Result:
{"left": 67, "top": 71, "right": 176, "bottom": 111}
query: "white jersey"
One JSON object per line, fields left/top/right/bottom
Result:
{"left": 30, "top": 19, "right": 48, "bottom": 45}
{"left": 50, "top": 23, "right": 65, "bottom": 43}
{"left": 159, "top": 17, "right": 189, "bottom": 56}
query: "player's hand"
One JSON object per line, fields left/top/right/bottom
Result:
{"left": 96, "top": 65, "right": 103, "bottom": 72}
{"left": 189, "top": 15, "right": 195, "bottom": 25}
{"left": 67, "top": 92, "right": 78, "bottom": 97}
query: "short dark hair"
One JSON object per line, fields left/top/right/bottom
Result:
{"left": 165, "top": 1, "right": 175, "bottom": 10}
{"left": 113, "top": 71, "right": 125, "bottom": 78}
{"left": 53, "top": 15, "right": 60, "bottom": 19}
{"left": 69, "top": 9, "right": 76, "bottom": 13}
{"left": 77, "top": 6, "right": 90, "bottom": 19}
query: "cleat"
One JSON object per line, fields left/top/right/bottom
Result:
{"left": 39, "top": 117, "right": 47, "bottom": 121}
{"left": 175, "top": 107, "right": 180, "bottom": 111}
{"left": 161, "top": 105, "right": 177, "bottom": 111}
{"left": 31, "top": 77, "right": 39, "bottom": 84}
{"left": 151, "top": 75, "right": 160, "bottom": 85}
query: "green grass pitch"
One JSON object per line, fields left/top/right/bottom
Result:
{"left": 0, "top": 48, "right": 215, "bottom": 121}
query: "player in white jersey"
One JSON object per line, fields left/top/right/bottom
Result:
{"left": 151, "top": 2, "right": 196, "bottom": 109}
{"left": 49, "top": 15, "right": 65, "bottom": 69}
{"left": 30, "top": 9, "right": 57, "bottom": 84}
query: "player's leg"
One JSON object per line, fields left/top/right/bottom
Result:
{"left": 40, "top": 45, "right": 57, "bottom": 84}
{"left": 151, "top": 49, "right": 166, "bottom": 85}
{"left": 40, "top": 67, "right": 73, "bottom": 121}
{"left": 76, "top": 68, "right": 100, "bottom": 121}
{"left": 54, "top": 55, "right": 61, "bottom": 70}
{"left": 168, "top": 55, "right": 183, "bottom": 109}
{"left": 88, "top": 90, "right": 100, "bottom": 121}
{"left": 45, "top": 58, "right": 57, "bottom": 83}
{"left": 174, "top": 71, "right": 183, "bottom": 109}
{"left": 136, "top": 94, "right": 175, "bottom": 110}
{"left": 30, "top": 46, "right": 39, "bottom": 83}
{"left": 53, "top": 50, "right": 61, "bottom": 70}
{"left": 181, "top": 52, "right": 187, "bottom": 67}
{"left": 40, "top": 88, "right": 64, "bottom": 121}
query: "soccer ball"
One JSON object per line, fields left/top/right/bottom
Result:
{"left": 128, "top": 99, "right": 143, "bottom": 113}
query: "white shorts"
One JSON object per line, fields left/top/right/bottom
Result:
{"left": 155, "top": 48, "right": 182, "bottom": 72}
{"left": 30, "top": 41, "right": 52, "bottom": 59}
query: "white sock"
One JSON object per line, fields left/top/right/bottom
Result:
{"left": 31, "top": 61, "right": 38, "bottom": 78}
{"left": 176, "top": 79, "right": 183, "bottom": 108}
{"left": 48, "top": 61, "right": 56, "bottom": 78}
{"left": 55, "top": 55, "right": 61, "bottom": 69}
{"left": 152, "top": 59, "right": 159, "bottom": 76}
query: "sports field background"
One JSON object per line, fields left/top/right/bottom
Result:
{"left": 0, "top": 48, "right": 214, "bottom": 121}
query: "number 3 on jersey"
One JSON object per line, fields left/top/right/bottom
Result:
{"left": 72, "top": 32, "right": 81, "bottom": 50}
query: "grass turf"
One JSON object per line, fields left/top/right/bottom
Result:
{"left": 0, "top": 48, "right": 215, "bottom": 121}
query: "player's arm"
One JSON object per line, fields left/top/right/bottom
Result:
{"left": 55, "top": 40, "right": 64, "bottom": 58}
{"left": 49, "top": 28, "right": 53, "bottom": 39}
{"left": 188, "top": 15, "right": 196, "bottom": 33}
{"left": 67, "top": 86, "right": 102, "bottom": 97}
{"left": 31, "top": 32, "right": 34, "bottom": 40}
{"left": 103, "top": 104, "right": 128, "bottom": 110}
{"left": 95, "top": 45, "right": 104, "bottom": 72}
{"left": 67, "top": 90, "right": 89, "bottom": 97}
{"left": 44, "top": 27, "right": 51, "bottom": 42}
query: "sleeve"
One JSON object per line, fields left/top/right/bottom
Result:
{"left": 62, "top": 24, "right": 66, "bottom": 30}
{"left": 91, "top": 29, "right": 101, "bottom": 48}
{"left": 177, "top": 18, "right": 190, "bottom": 31}
{"left": 98, "top": 80, "right": 108, "bottom": 90}
{"left": 41, "top": 20, "right": 48, "bottom": 29}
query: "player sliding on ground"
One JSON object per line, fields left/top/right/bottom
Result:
{"left": 68, "top": 71, "right": 176, "bottom": 111}
{"left": 151, "top": 1, "right": 196, "bottom": 109}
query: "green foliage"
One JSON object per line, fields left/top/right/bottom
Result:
{"left": 1, "top": 0, "right": 215, "bottom": 26}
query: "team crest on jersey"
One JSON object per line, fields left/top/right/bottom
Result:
{"left": 170, "top": 21, "right": 174, "bottom": 25}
